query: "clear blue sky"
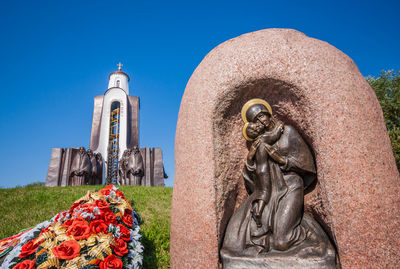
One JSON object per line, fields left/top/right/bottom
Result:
{"left": 0, "top": 0, "right": 399, "bottom": 188}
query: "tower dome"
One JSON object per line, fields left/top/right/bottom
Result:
{"left": 108, "top": 62, "right": 130, "bottom": 94}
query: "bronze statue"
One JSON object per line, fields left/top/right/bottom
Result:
{"left": 126, "top": 146, "right": 144, "bottom": 185}
{"left": 87, "top": 149, "right": 97, "bottom": 185}
{"left": 69, "top": 147, "right": 91, "bottom": 186}
{"left": 118, "top": 148, "right": 131, "bottom": 184}
{"left": 118, "top": 147, "right": 144, "bottom": 185}
{"left": 220, "top": 99, "right": 336, "bottom": 268}
{"left": 95, "top": 152, "right": 103, "bottom": 185}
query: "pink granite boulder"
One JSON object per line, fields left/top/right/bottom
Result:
{"left": 171, "top": 29, "right": 400, "bottom": 268}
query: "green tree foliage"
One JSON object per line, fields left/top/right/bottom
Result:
{"left": 367, "top": 70, "right": 400, "bottom": 170}
{"left": 23, "top": 181, "right": 45, "bottom": 187}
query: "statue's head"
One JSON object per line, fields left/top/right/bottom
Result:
{"left": 79, "top": 146, "right": 85, "bottom": 153}
{"left": 246, "top": 122, "right": 264, "bottom": 140}
{"left": 255, "top": 111, "right": 272, "bottom": 129}
{"left": 87, "top": 149, "right": 93, "bottom": 156}
{"left": 241, "top": 99, "right": 273, "bottom": 141}
{"left": 246, "top": 104, "right": 271, "bottom": 123}
{"left": 133, "top": 146, "right": 139, "bottom": 153}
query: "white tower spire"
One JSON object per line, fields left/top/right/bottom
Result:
{"left": 108, "top": 62, "right": 130, "bottom": 95}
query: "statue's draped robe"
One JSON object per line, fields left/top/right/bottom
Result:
{"left": 222, "top": 125, "right": 317, "bottom": 255}
{"left": 127, "top": 151, "right": 144, "bottom": 185}
{"left": 118, "top": 151, "right": 129, "bottom": 185}
{"left": 89, "top": 154, "right": 97, "bottom": 185}
{"left": 95, "top": 154, "right": 103, "bottom": 185}
{"left": 69, "top": 151, "right": 91, "bottom": 186}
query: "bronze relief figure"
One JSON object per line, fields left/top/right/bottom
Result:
{"left": 118, "top": 146, "right": 144, "bottom": 185}
{"left": 87, "top": 149, "right": 97, "bottom": 185}
{"left": 126, "top": 146, "right": 144, "bottom": 185}
{"left": 220, "top": 99, "right": 337, "bottom": 268}
{"left": 69, "top": 147, "right": 91, "bottom": 186}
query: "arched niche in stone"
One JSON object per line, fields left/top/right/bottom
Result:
{"left": 171, "top": 29, "right": 400, "bottom": 268}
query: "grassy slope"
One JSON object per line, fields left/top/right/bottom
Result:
{"left": 0, "top": 185, "right": 172, "bottom": 269}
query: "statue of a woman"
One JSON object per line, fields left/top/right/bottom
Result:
{"left": 87, "top": 149, "right": 97, "bottom": 185}
{"left": 69, "top": 147, "right": 91, "bottom": 186}
{"left": 221, "top": 99, "right": 336, "bottom": 268}
{"left": 95, "top": 152, "right": 103, "bottom": 185}
{"left": 118, "top": 149, "right": 131, "bottom": 185}
{"left": 126, "top": 146, "right": 144, "bottom": 185}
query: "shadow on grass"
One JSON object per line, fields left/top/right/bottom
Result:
{"left": 141, "top": 232, "right": 158, "bottom": 269}
{"left": 133, "top": 202, "right": 159, "bottom": 269}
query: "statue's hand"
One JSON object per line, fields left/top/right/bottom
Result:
{"left": 280, "top": 157, "right": 289, "bottom": 171}
{"left": 247, "top": 138, "right": 261, "bottom": 162}
{"left": 264, "top": 144, "right": 286, "bottom": 165}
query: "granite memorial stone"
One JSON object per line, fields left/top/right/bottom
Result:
{"left": 171, "top": 29, "right": 400, "bottom": 268}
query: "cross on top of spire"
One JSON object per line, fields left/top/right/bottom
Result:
{"left": 117, "top": 62, "right": 123, "bottom": 71}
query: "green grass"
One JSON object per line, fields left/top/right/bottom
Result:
{"left": 0, "top": 185, "right": 172, "bottom": 268}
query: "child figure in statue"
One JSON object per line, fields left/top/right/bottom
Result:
{"left": 244, "top": 120, "right": 285, "bottom": 229}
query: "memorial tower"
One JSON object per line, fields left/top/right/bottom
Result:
{"left": 45, "top": 63, "right": 167, "bottom": 187}
{"left": 89, "top": 63, "right": 139, "bottom": 183}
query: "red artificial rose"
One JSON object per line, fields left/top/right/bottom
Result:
{"left": 99, "top": 185, "right": 114, "bottom": 196}
{"left": 68, "top": 201, "right": 82, "bottom": 215}
{"left": 102, "top": 185, "right": 114, "bottom": 191}
{"left": 13, "top": 259, "right": 36, "bottom": 269}
{"left": 122, "top": 213, "right": 133, "bottom": 227}
{"left": 99, "top": 254, "right": 123, "bottom": 269}
{"left": 90, "top": 220, "right": 109, "bottom": 234}
{"left": 125, "top": 208, "right": 132, "bottom": 215}
{"left": 103, "top": 211, "right": 117, "bottom": 225}
{"left": 95, "top": 199, "right": 109, "bottom": 210}
{"left": 81, "top": 202, "right": 92, "bottom": 208}
{"left": 62, "top": 218, "right": 74, "bottom": 228}
{"left": 111, "top": 238, "right": 128, "bottom": 256}
{"left": 100, "top": 189, "right": 111, "bottom": 196}
{"left": 66, "top": 219, "right": 91, "bottom": 240}
{"left": 19, "top": 239, "right": 42, "bottom": 258}
{"left": 39, "top": 225, "right": 51, "bottom": 235}
{"left": 115, "top": 190, "right": 125, "bottom": 199}
{"left": 54, "top": 212, "right": 63, "bottom": 222}
{"left": 52, "top": 240, "right": 81, "bottom": 260}
{"left": 117, "top": 224, "right": 130, "bottom": 241}
{"left": 99, "top": 208, "right": 112, "bottom": 219}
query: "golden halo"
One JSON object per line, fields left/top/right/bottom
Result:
{"left": 241, "top": 98, "right": 272, "bottom": 123}
{"left": 242, "top": 122, "right": 254, "bottom": 141}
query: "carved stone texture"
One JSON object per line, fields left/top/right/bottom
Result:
{"left": 141, "top": 147, "right": 153, "bottom": 186}
{"left": 127, "top": 96, "right": 140, "bottom": 148}
{"left": 171, "top": 28, "right": 400, "bottom": 268}
{"left": 45, "top": 148, "right": 64, "bottom": 187}
{"left": 60, "top": 148, "right": 73, "bottom": 186}
{"left": 139, "top": 148, "right": 148, "bottom": 185}
{"left": 152, "top": 148, "right": 166, "bottom": 186}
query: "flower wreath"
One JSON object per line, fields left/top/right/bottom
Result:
{"left": 3, "top": 185, "right": 143, "bottom": 269}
